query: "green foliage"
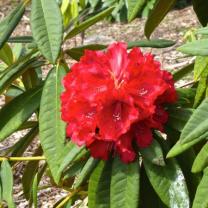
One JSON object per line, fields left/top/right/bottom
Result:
{"left": 0, "top": 0, "right": 208, "bottom": 207}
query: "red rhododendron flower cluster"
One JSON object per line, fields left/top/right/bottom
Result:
{"left": 61, "top": 42, "right": 177, "bottom": 163}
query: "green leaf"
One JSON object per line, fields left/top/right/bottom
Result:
{"left": 176, "top": 88, "right": 196, "bottom": 107}
{"left": 180, "top": 98, "right": 208, "bottom": 143}
{"left": 32, "top": 174, "right": 38, "bottom": 208}
{"left": 144, "top": 0, "right": 177, "bottom": 38}
{"left": 193, "top": 0, "right": 208, "bottom": 26}
{"left": 88, "top": 160, "right": 112, "bottom": 208}
{"left": 0, "top": 56, "right": 42, "bottom": 95}
{"left": 178, "top": 39, "right": 208, "bottom": 56}
{"left": 194, "top": 56, "right": 208, "bottom": 81}
{"left": 127, "top": 0, "right": 146, "bottom": 22}
{"left": 22, "top": 146, "right": 42, "bottom": 200}
{"left": 74, "top": 157, "right": 99, "bottom": 188}
{"left": 0, "top": 2, "right": 25, "bottom": 48}
{"left": 110, "top": 157, "right": 140, "bottom": 208}
{"left": 196, "top": 27, "right": 208, "bottom": 35}
{"left": 10, "top": 126, "right": 38, "bottom": 157}
{"left": 194, "top": 66, "right": 208, "bottom": 108}
{"left": 167, "top": 108, "right": 194, "bottom": 132}
{"left": 8, "top": 36, "right": 33, "bottom": 43}
{"left": 0, "top": 160, "right": 15, "bottom": 208}
{"left": 58, "top": 144, "right": 85, "bottom": 177}
{"left": 39, "top": 65, "right": 71, "bottom": 183}
{"left": 192, "top": 142, "right": 208, "bottom": 173}
{"left": 173, "top": 63, "right": 194, "bottom": 82}
{"left": 144, "top": 158, "right": 190, "bottom": 207}
{"left": 0, "top": 44, "right": 13, "bottom": 65}
{"left": 127, "top": 39, "right": 175, "bottom": 48}
{"left": 140, "top": 140, "right": 165, "bottom": 166}
{"left": 66, "top": 44, "right": 106, "bottom": 60}
{"left": 192, "top": 167, "right": 208, "bottom": 208}
{"left": 65, "top": 7, "right": 114, "bottom": 40}
{"left": 31, "top": 0, "right": 63, "bottom": 63}
{"left": 0, "top": 86, "right": 42, "bottom": 141}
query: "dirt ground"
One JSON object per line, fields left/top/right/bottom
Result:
{"left": 0, "top": 1, "right": 200, "bottom": 207}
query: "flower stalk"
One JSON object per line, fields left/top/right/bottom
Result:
{"left": 0, "top": 156, "right": 46, "bottom": 161}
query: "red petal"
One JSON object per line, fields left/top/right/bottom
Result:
{"left": 87, "top": 139, "right": 113, "bottom": 160}
{"left": 116, "top": 133, "right": 136, "bottom": 163}
{"left": 134, "top": 123, "right": 153, "bottom": 148}
{"left": 107, "top": 42, "right": 128, "bottom": 81}
{"left": 97, "top": 101, "right": 138, "bottom": 141}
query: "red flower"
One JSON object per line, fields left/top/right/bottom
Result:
{"left": 61, "top": 42, "right": 177, "bottom": 163}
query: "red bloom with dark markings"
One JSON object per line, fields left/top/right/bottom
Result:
{"left": 61, "top": 42, "right": 177, "bottom": 163}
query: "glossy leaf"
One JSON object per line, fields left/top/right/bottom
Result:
{"left": 22, "top": 146, "right": 42, "bottom": 200}
{"left": 167, "top": 108, "right": 194, "bottom": 132}
{"left": 0, "top": 56, "right": 42, "bottom": 95}
{"left": 110, "top": 157, "right": 140, "bottom": 208}
{"left": 65, "top": 7, "right": 114, "bottom": 40}
{"left": 173, "top": 63, "right": 194, "bottom": 82}
{"left": 140, "top": 140, "right": 165, "bottom": 166}
{"left": 127, "top": 0, "right": 145, "bottom": 22}
{"left": 144, "top": 158, "right": 190, "bottom": 207}
{"left": 144, "top": 0, "right": 177, "bottom": 38}
{"left": 31, "top": 0, "right": 63, "bottom": 63}
{"left": 74, "top": 157, "right": 99, "bottom": 188}
{"left": 193, "top": 0, "right": 208, "bottom": 26}
{"left": 0, "top": 44, "right": 13, "bottom": 65}
{"left": 194, "top": 56, "right": 208, "bottom": 81}
{"left": 8, "top": 36, "right": 33, "bottom": 43}
{"left": 127, "top": 39, "right": 175, "bottom": 49}
{"left": 178, "top": 39, "right": 208, "bottom": 56}
{"left": 192, "top": 167, "right": 208, "bottom": 208}
{"left": 0, "top": 160, "right": 15, "bottom": 208}
{"left": 39, "top": 66, "right": 71, "bottom": 183}
{"left": 0, "top": 86, "right": 42, "bottom": 141}
{"left": 88, "top": 160, "right": 112, "bottom": 208}
{"left": 192, "top": 142, "right": 208, "bottom": 173}
{"left": 0, "top": 2, "right": 25, "bottom": 48}
{"left": 194, "top": 66, "right": 208, "bottom": 108}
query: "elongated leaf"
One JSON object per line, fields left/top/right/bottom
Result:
{"left": 173, "top": 63, "right": 194, "bottom": 82}
{"left": 22, "top": 146, "right": 42, "bottom": 200}
{"left": 58, "top": 144, "right": 85, "bottom": 176}
{"left": 32, "top": 174, "right": 38, "bottom": 208}
{"left": 39, "top": 66, "right": 71, "bottom": 183}
{"left": 0, "top": 160, "right": 15, "bottom": 208}
{"left": 66, "top": 39, "right": 175, "bottom": 61}
{"left": 0, "top": 44, "right": 13, "bottom": 65}
{"left": 140, "top": 140, "right": 165, "bottom": 166}
{"left": 65, "top": 7, "right": 114, "bottom": 40}
{"left": 0, "top": 86, "right": 42, "bottom": 141}
{"left": 0, "top": 56, "right": 42, "bottom": 95}
{"left": 167, "top": 108, "right": 194, "bottom": 132}
{"left": 8, "top": 36, "right": 33, "bottom": 43}
{"left": 0, "top": 2, "right": 25, "bottom": 48}
{"left": 110, "top": 157, "right": 140, "bottom": 208}
{"left": 196, "top": 27, "right": 208, "bottom": 35}
{"left": 88, "top": 160, "right": 112, "bottom": 208}
{"left": 194, "top": 56, "right": 208, "bottom": 81}
{"left": 11, "top": 126, "right": 38, "bottom": 157}
{"left": 192, "top": 167, "right": 208, "bottom": 208}
{"left": 127, "top": 39, "right": 175, "bottom": 48}
{"left": 144, "top": 159, "right": 190, "bottom": 207}
{"left": 144, "top": 0, "right": 177, "bottom": 38}
{"left": 127, "top": 0, "right": 145, "bottom": 22}
{"left": 66, "top": 44, "right": 106, "bottom": 60}
{"left": 140, "top": 166, "right": 167, "bottom": 208}
{"left": 192, "top": 142, "right": 208, "bottom": 173}
{"left": 180, "top": 98, "right": 208, "bottom": 143}
{"left": 193, "top": 0, "right": 208, "bottom": 26}
{"left": 194, "top": 66, "right": 208, "bottom": 108}
{"left": 178, "top": 39, "right": 208, "bottom": 56}
{"left": 31, "top": 0, "right": 63, "bottom": 63}
{"left": 74, "top": 157, "right": 99, "bottom": 188}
